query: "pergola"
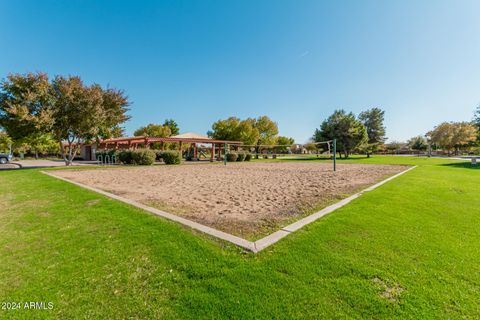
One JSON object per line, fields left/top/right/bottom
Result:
{"left": 97, "top": 135, "right": 242, "bottom": 161}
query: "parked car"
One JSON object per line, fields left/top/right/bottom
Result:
{"left": 0, "top": 153, "right": 13, "bottom": 164}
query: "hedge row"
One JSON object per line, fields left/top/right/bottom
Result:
{"left": 117, "top": 149, "right": 156, "bottom": 165}
{"left": 226, "top": 152, "right": 252, "bottom": 162}
{"left": 97, "top": 149, "right": 252, "bottom": 165}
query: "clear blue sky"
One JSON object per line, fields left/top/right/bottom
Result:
{"left": 1, "top": 0, "right": 479, "bottom": 143}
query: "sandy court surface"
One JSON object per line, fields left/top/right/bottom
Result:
{"left": 52, "top": 162, "right": 406, "bottom": 238}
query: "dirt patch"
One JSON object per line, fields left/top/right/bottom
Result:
{"left": 51, "top": 162, "right": 406, "bottom": 238}
{"left": 85, "top": 199, "right": 101, "bottom": 206}
{"left": 372, "top": 277, "right": 405, "bottom": 303}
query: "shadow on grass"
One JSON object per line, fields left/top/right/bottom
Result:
{"left": 440, "top": 162, "right": 480, "bottom": 170}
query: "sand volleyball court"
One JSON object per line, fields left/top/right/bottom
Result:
{"left": 52, "top": 162, "right": 406, "bottom": 238}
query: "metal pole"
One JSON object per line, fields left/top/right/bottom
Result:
{"left": 224, "top": 143, "right": 228, "bottom": 165}
{"left": 333, "top": 139, "right": 336, "bottom": 172}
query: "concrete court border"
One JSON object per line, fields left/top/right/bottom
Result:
{"left": 42, "top": 165, "right": 417, "bottom": 253}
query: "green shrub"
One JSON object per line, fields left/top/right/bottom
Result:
{"left": 226, "top": 152, "right": 238, "bottom": 162}
{"left": 151, "top": 150, "right": 163, "bottom": 161}
{"left": 160, "top": 150, "right": 182, "bottom": 165}
{"left": 131, "top": 149, "right": 156, "bottom": 165}
{"left": 118, "top": 150, "right": 134, "bottom": 164}
{"left": 245, "top": 153, "right": 252, "bottom": 161}
{"left": 236, "top": 152, "right": 246, "bottom": 162}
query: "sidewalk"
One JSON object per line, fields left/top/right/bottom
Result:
{"left": 0, "top": 159, "right": 97, "bottom": 170}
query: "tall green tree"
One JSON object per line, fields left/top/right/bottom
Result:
{"left": 407, "top": 135, "right": 427, "bottom": 153}
{"left": 163, "top": 119, "right": 179, "bottom": 135}
{"left": 208, "top": 117, "right": 260, "bottom": 145}
{"left": 134, "top": 123, "right": 171, "bottom": 137}
{"left": 385, "top": 141, "right": 404, "bottom": 154}
{"left": 474, "top": 104, "right": 480, "bottom": 143}
{"left": 0, "top": 131, "right": 12, "bottom": 153}
{"left": 358, "top": 107, "right": 386, "bottom": 157}
{"left": 0, "top": 72, "right": 53, "bottom": 141}
{"left": 1, "top": 73, "right": 129, "bottom": 165}
{"left": 134, "top": 123, "right": 172, "bottom": 150}
{"left": 253, "top": 116, "right": 278, "bottom": 147}
{"left": 17, "top": 134, "right": 58, "bottom": 158}
{"left": 275, "top": 136, "right": 295, "bottom": 153}
{"left": 236, "top": 118, "right": 260, "bottom": 145}
{"left": 428, "top": 122, "right": 477, "bottom": 155}
{"left": 50, "top": 76, "right": 130, "bottom": 165}
{"left": 209, "top": 117, "right": 241, "bottom": 141}
{"left": 99, "top": 88, "right": 130, "bottom": 138}
{"left": 313, "top": 110, "right": 368, "bottom": 158}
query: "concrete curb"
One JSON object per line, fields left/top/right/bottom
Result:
{"left": 41, "top": 165, "right": 416, "bottom": 253}
{"left": 254, "top": 165, "right": 417, "bottom": 251}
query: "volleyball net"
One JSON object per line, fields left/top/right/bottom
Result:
{"left": 238, "top": 140, "right": 334, "bottom": 159}
{"left": 235, "top": 139, "right": 337, "bottom": 170}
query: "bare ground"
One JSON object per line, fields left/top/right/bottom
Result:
{"left": 51, "top": 162, "right": 406, "bottom": 238}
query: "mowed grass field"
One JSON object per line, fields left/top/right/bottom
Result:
{"left": 0, "top": 156, "right": 479, "bottom": 319}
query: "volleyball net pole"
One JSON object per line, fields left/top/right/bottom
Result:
{"left": 224, "top": 143, "right": 228, "bottom": 166}
{"left": 333, "top": 138, "right": 336, "bottom": 172}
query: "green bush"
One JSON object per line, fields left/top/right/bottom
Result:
{"left": 236, "top": 152, "right": 246, "bottom": 162}
{"left": 118, "top": 150, "right": 134, "bottom": 164}
{"left": 132, "top": 149, "right": 156, "bottom": 165}
{"left": 152, "top": 150, "right": 163, "bottom": 161}
{"left": 245, "top": 153, "right": 252, "bottom": 161}
{"left": 160, "top": 150, "right": 182, "bottom": 165}
{"left": 226, "top": 152, "right": 238, "bottom": 162}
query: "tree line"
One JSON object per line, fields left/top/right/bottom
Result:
{"left": 313, "top": 108, "right": 386, "bottom": 158}
{"left": 400, "top": 108, "right": 480, "bottom": 156}
{"left": 313, "top": 106, "right": 480, "bottom": 157}
{"left": 207, "top": 116, "right": 294, "bottom": 150}
{"left": 2, "top": 72, "right": 479, "bottom": 163}
{"left": 206, "top": 108, "right": 386, "bottom": 159}
{"left": 131, "top": 116, "right": 295, "bottom": 153}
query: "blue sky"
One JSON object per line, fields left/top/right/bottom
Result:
{"left": 1, "top": 0, "right": 479, "bottom": 143}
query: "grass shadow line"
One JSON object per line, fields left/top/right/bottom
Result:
{"left": 439, "top": 162, "right": 480, "bottom": 170}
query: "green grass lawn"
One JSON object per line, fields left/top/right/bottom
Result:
{"left": 1, "top": 156, "right": 479, "bottom": 319}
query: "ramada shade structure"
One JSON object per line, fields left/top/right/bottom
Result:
{"left": 81, "top": 133, "right": 242, "bottom": 161}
